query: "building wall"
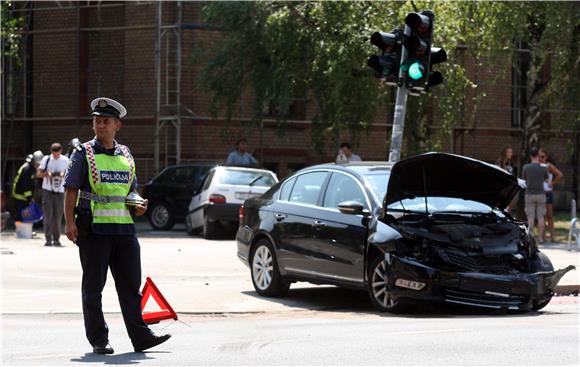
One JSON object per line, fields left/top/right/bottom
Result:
{"left": 2, "top": 2, "right": 577, "bottom": 208}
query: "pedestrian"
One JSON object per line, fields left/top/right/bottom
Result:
{"left": 496, "top": 147, "right": 517, "bottom": 176}
{"left": 37, "top": 143, "right": 69, "bottom": 246}
{"left": 522, "top": 147, "right": 549, "bottom": 243}
{"left": 336, "top": 142, "right": 362, "bottom": 163}
{"left": 496, "top": 147, "right": 518, "bottom": 212}
{"left": 539, "top": 148, "right": 563, "bottom": 242}
{"left": 11, "top": 150, "right": 44, "bottom": 221}
{"left": 63, "top": 97, "right": 170, "bottom": 354}
{"left": 226, "top": 138, "right": 258, "bottom": 167}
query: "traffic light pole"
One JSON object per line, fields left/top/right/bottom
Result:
{"left": 388, "top": 24, "right": 411, "bottom": 163}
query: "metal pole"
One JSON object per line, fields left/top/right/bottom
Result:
{"left": 154, "top": 1, "right": 161, "bottom": 173}
{"left": 175, "top": 0, "right": 182, "bottom": 164}
{"left": 388, "top": 24, "right": 411, "bottom": 163}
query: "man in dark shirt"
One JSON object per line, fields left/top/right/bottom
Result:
{"left": 522, "top": 147, "right": 549, "bottom": 243}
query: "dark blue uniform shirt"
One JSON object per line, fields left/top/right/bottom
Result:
{"left": 64, "top": 138, "right": 137, "bottom": 235}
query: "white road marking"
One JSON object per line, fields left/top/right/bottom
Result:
{"left": 387, "top": 328, "right": 465, "bottom": 336}
{"left": 16, "top": 353, "right": 76, "bottom": 360}
{"left": 2, "top": 290, "right": 71, "bottom": 299}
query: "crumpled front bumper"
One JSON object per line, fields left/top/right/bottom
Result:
{"left": 384, "top": 254, "right": 575, "bottom": 311}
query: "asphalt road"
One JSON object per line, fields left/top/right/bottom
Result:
{"left": 2, "top": 302, "right": 579, "bottom": 366}
{"left": 1, "top": 223, "right": 579, "bottom": 365}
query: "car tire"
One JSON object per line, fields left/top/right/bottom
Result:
{"left": 250, "top": 239, "right": 289, "bottom": 297}
{"left": 530, "top": 251, "right": 555, "bottom": 311}
{"left": 202, "top": 215, "right": 218, "bottom": 239}
{"left": 368, "top": 254, "right": 407, "bottom": 313}
{"left": 148, "top": 201, "right": 175, "bottom": 230}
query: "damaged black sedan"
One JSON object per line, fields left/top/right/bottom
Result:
{"left": 372, "top": 152, "right": 574, "bottom": 312}
{"left": 237, "top": 152, "right": 575, "bottom": 313}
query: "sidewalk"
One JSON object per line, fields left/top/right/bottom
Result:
{"left": 537, "top": 241, "right": 580, "bottom": 294}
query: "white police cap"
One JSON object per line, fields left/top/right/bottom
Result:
{"left": 90, "top": 97, "right": 127, "bottom": 118}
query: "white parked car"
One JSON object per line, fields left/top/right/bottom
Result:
{"left": 186, "top": 166, "right": 278, "bottom": 238}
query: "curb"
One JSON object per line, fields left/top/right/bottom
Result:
{"left": 555, "top": 284, "right": 579, "bottom": 295}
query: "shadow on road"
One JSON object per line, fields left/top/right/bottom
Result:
{"left": 70, "top": 351, "right": 167, "bottom": 364}
{"left": 242, "top": 286, "right": 561, "bottom": 318}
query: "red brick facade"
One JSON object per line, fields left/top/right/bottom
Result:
{"left": 2, "top": 2, "right": 578, "bottom": 208}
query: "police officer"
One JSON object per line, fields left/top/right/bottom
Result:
{"left": 12, "top": 150, "right": 44, "bottom": 221}
{"left": 63, "top": 97, "right": 171, "bottom": 354}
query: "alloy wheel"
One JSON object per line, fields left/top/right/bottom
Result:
{"left": 252, "top": 245, "right": 274, "bottom": 291}
{"left": 151, "top": 205, "right": 169, "bottom": 227}
{"left": 371, "top": 259, "right": 396, "bottom": 309}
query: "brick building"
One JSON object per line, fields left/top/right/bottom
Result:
{"left": 2, "top": 1, "right": 578, "bottom": 208}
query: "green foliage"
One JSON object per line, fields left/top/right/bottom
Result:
{"left": 1, "top": 1, "right": 24, "bottom": 64}
{"left": 195, "top": 1, "right": 579, "bottom": 157}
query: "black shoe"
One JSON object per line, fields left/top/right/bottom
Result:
{"left": 134, "top": 334, "right": 171, "bottom": 352}
{"left": 44, "top": 241, "right": 52, "bottom": 247}
{"left": 53, "top": 241, "right": 63, "bottom": 247}
{"left": 92, "top": 342, "right": 114, "bottom": 354}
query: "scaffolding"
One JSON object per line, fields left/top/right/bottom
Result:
{"left": 155, "top": 0, "right": 183, "bottom": 172}
{"left": 1, "top": 0, "right": 200, "bottom": 180}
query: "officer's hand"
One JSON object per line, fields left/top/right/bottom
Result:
{"left": 65, "top": 222, "right": 78, "bottom": 243}
{"left": 134, "top": 199, "right": 148, "bottom": 216}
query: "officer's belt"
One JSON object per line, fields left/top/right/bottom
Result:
{"left": 79, "top": 191, "right": 126, "bottom": 203}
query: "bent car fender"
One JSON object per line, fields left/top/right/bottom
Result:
{"left": 537, "top": 265, "right": 576, "bottom": 293}
{"left": 368, "top": 221, "right": 402, "bottom": 253}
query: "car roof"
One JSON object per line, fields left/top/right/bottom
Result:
{"left": 162, "top": 162, "right": 218, "bottom": 169}
{"left": 213, "top": 166, "right": 276, "bottom": 174}
{"left": 295, "top": 161, "right": 392, "bottom": 178}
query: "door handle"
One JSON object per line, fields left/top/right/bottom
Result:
{"left": 274, "top": 213, "right": 286, "bottom": 221}
{"left": 312, "top": 220, "right": 326, "bottom": 228}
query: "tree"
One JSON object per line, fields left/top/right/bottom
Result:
{"left": 1, "top": 1, "right": 24, "bottom": 62}
{"left": 194, "top": 1, "right": 579, "bottom": 168}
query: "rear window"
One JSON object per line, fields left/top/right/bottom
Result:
{"left": 154, "top": 165, "right": 212, "bottom": 186}
{"left": 218, "top": 169, "right": 277, "bottom": 187}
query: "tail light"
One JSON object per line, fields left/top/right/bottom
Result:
{"left": 209, "top": 194, "right": 226, "bottom": 204}
{"left": 239, "top": 205, "right": 245, "bottom": 223}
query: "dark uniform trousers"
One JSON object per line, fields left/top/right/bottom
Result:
{"left": 78, "top": 233, "right": 154, "bottom": 347}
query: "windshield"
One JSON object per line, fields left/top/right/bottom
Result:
{"left": 218, "top": 169, "right": 277, "bottom": 187}
{"left": 363, "top": 172, "right": 390, "bottom": 202}
{"left": 387, "top": 196, "right": 494, "bottom": 214}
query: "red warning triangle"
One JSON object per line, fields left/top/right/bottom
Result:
{"left": 141, "top": 277, "right": 178, "bottom": 324}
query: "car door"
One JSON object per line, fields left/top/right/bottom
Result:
{"left": 171, "top": 166, "right": 199, "bottom": 218}
{"left": 311, "top": 172, "right": 370, "bottom": 283}
{"left": 268, "top": 171, "right": 329, "bottom": 272}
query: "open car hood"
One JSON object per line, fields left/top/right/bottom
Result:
{"left": 384, "top": 152, "right": 525, "bottom": 209}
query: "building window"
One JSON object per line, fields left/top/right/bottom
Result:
{"left": 263, "top": 98, "right": 307, "bottom": 120}
{"left": 511, "top": 41, "right": 529, "bottom": 127}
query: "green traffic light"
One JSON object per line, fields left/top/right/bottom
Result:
{"left": 408, "top": 62, "right": 424, "bottom": 80}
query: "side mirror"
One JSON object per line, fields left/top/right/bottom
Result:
{"left": 338, "top": 200, "right": 369, "bottom": 215}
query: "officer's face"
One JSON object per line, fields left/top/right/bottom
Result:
{"left": 93, "top": 116, "right": 121, "bottom": 140}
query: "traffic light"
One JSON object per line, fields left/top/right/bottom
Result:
{"left": 426, "top": 47, "right": 447, "bottom": 89}
{"left": 367, "top": 29, "right": 402, "bottom": 86}
{"left": 402, "top": 10, "right": 446, "bottom": 94}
